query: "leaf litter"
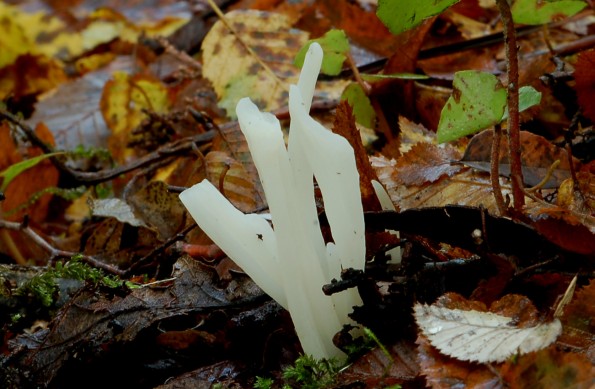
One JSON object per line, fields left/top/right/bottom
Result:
{"left": 0, "top": 1, "right": 594, "bottom": 388}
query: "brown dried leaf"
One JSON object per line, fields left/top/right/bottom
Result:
{"left": 337, "top": 341, "right": 420, "bottom": 387}
{"left": 332, "top": 101, "right": 381, "bottom": 211}
{"left": 394, "top": 142, "right": 462, "bottom": 186}
{"left": 212, "top": 123, "right": 266, "bottom": 209}
{"left": 574, "top": 49, "right": 595, "bottom": 122}
{"left": 128, "top": 180, "right": 187, "bottom": 240}
{"left": 205, "top": 151, "right": 260, "bottom": 213}
{"left": 524, "top": 202, "right": 595, "bottom": 255}
{"left": 499, "top": 347, "right": 595, "bottom": 389}
{"left": 371, "top": 154, "right": 524, "bottom": 214}
{"left": 461, "top": 129, "right": 580, "bottom": 188}
{"left": 417, "top": 334, "right": 500, "bottom": 388}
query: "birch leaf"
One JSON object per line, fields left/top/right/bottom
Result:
{"left": 414, "top": 303, "right": 562, "bottom": 363}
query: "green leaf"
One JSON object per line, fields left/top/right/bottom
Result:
{"left": 502, "top": 85, "right": 542, "bottom": 120}
{"left": 295, "top": 29, "right": 350, "bottom": 76}
{"left": 512, "top": 0, "right": 586, "bottom": 25}
{"left": 0, "top": 152, "right": 63, "bottom": 192}
{"left": 341, "top": 83, "right": 376, "bottom": 128}
{"left": 377, "top": 0, "right": 460, "bottom": 35}
{"left": 437, "top": 71, "right": 506, "bottom": 143}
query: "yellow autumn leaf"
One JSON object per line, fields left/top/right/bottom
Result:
{"left": 100, "top": 71, "right": 172, "bottom": 162}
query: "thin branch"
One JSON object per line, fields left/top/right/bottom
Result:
{"left": 496, "top": 0, "right": 525, "bottom": 211}
{"left": 0, "top": 108, "right": 216, "bottom": 186}
{"left": 490, "top": 125, "right": 507, "bottom": 216}
{"left": 0, "top": 219, "right": 125, "bottom": 275}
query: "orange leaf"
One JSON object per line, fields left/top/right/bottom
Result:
{"left": 332, "top": 101, "right": 382, "bottom": 211}
{"left": 0, "top": 122, "right": 59, "bottom": 223}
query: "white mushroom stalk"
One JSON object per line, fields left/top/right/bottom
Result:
{"left": 179, "top": 43, "right": 365, "bottom": 359}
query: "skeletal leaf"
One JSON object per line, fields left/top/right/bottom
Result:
{"left": 414, "top": 303, "right": 562, "bottom": 363}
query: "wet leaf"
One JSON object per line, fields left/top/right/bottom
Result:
{"left": 499, "top": 347, "right": 595, "bottom": 389}
{"left": 415, "top": 294, "right": 562, "bottom": 363}
{"left": 377, "top": 0, "right": 460, "bottom": 36}
{"left": 337, "top": 341, "right": 419, "bottom": 387}
{"left": 512, "top": 0, "right": 587, "bottom": 25}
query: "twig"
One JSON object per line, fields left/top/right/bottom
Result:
{"left": 124, "top": 223, "right": 197, "bottom": 275}
{"left": 496, "top": 0, "right": 525, "bottom": 211}
{"left": 0, "top": 107, "right": 216, "bottom": 186}
{"left": 0, "top": 219, "right": 125, "bottom": 275}
{"left": 490, "top": 125, "right": 507, "bottom": 216}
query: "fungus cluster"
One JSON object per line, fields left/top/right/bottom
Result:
{"left": 180, "top": 43, "right": 365, "bottom": 358}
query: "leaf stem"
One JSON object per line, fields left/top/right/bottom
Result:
{"left": 496, "top": 0, "right": 525, "bottom": 211}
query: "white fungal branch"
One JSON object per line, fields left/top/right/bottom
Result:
{"left": 179, "top": 43, "right": 365, "bottom": 359}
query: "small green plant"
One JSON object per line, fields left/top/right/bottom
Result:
{"left": 282, "top": 354, "right": 342, "bottom": 389}
{"left": 15, "top": 254, "right": 130, "bottom": 307}
{"left": 255, "top": 354, "right": 343, "bottom": 389}
{"left": 253, "top": 376, "right": 274, "bottom": 389}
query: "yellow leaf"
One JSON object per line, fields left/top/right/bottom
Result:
{"left": 201, "top": 10, "right": 309, "bottom": 118}
{"left": 100, "top": 71, "right": 172, "bottom": 162}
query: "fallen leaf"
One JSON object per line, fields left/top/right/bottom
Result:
{"left": 91, "top": 198, "right": 148, "bottom": 228}
{"left": 332, "top": 101, "right": 381, "bottom": 212}
{"left": 417, "top": 334, "right": 501, "bottom": 388}
{"left": 415, "top": 296, "right": 562, "bottom": 363}
{"left": 337, "top": 341, "right": 420, "bottom": 387}
{"left": 574, "top": 49, "right": 595, "bottom": 123}
{"left": 204, "top": 151, "right": 260, "bottom": 213}
{"left": 201, "top": 10, "right": 308, "bottom": 118}
{"left": 499, "top": 347, "right": 595, "bottom": 389}
{"left": 461, "top": 129, "right": 581, "bottom": 188}
{"left": 394, "top": 142, "right": 462, "bottom": 186}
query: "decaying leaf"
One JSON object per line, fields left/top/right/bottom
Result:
{"left": 204, "top": 151, "right": 261, "bottom": 213}
{"left": 394, "top": 142, "right": 462, "bottom": 186}
{"left": 91, "top": 198, "right": 148, "bottom": 228}
{"left": 371, "top": 154, "right": 522, "bottom": 215}
{"left": 414, "top": 301, "right": 562, "bottom": 363}
{"left": 461, "top": 129, "right": 580, "bottom": 188}
{"left": 574, "top": 49, "right": 595, "bottom": 123}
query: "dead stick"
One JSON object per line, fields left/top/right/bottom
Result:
{"left": 0, "top": 108, "right": 216, "bottom": 186}
{"left": 496, "top": 0, "right": 525, "bottom": 211}
{"left": 490, "top": 125, "right": 507, "bottom": 216}
{"left": 0, "top": 219, "right": 125, "bottom": 275}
